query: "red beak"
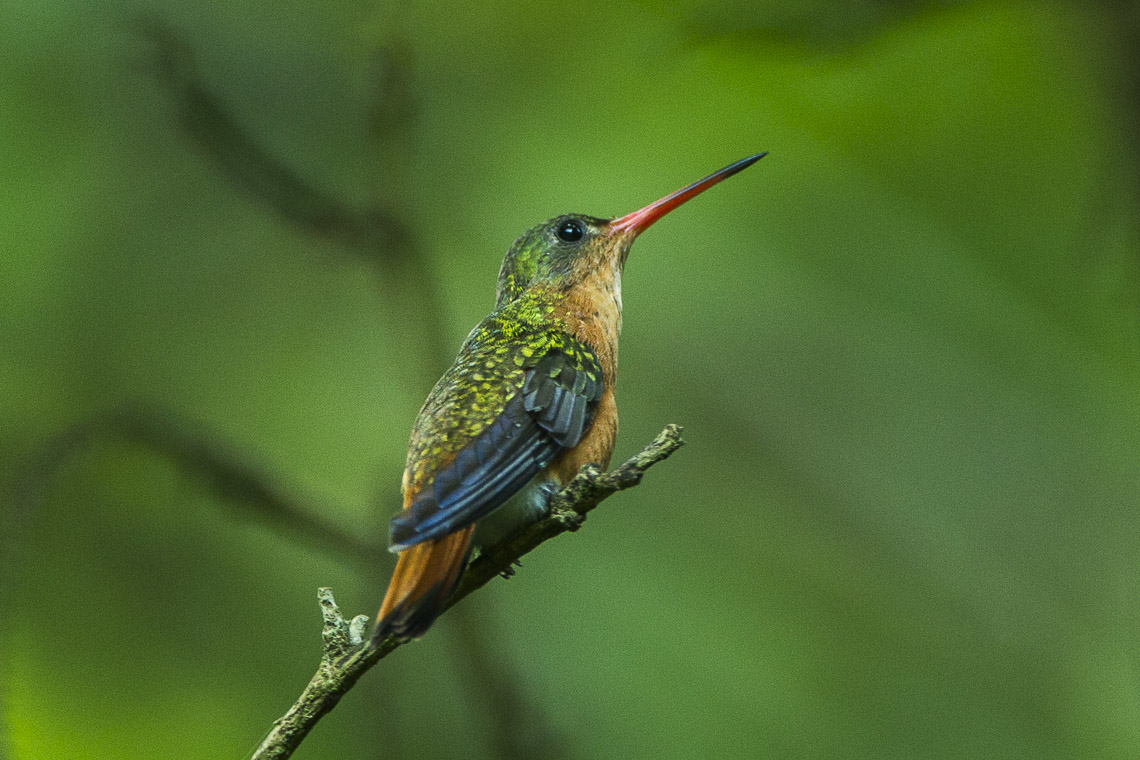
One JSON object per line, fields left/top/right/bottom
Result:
{"left": 609, "top": 152, "right": 766, "bottom": 237}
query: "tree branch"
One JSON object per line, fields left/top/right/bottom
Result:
{"left": 249, "top": 424, "right": 685, "bottom": 760}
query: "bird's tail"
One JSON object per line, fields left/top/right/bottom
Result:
{"left": 373, "top": 524, "right": 475, "bottom": 643}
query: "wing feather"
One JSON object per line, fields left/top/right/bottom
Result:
{"left": 389, "top": 336, "right": 604, "bottom": 551}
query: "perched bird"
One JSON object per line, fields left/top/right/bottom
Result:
{"left": 375, "top": 153, "right": 765, "bottom": 642}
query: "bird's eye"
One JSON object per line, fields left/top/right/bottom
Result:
{"left": 555, "top": 219, "right": 584, "bottom": 243}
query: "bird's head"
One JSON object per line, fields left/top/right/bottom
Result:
{"left": 495, "top": 153, "right": 765, "bottom": 307}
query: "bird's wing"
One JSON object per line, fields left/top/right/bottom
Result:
{"left": 389, "top": 335, "right": 604, "bottom": 551}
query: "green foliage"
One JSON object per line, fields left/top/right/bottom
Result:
{"left": 3, "top": 0, "right": 1139, "bottom": 758}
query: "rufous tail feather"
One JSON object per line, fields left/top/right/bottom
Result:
{"left": 373, "top": 525, "right": 475, "bottom": 643}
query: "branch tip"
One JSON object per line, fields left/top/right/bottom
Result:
{"left": 317, "top": 588, "right": 343, "bottom": 626}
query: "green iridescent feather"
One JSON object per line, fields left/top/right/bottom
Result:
{"left": 403, "top": 286, "right": 601, "bottom": 494}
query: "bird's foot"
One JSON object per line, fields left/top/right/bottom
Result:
{"left": 499, "top": 558, "right": 523, "bottom": 579}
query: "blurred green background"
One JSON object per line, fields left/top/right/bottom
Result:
{"left": 3, "top": 0, "right": 1140, "bottom": 758}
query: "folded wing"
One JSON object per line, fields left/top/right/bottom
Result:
{"left": 389, "top": 337, "right": 603, "bottom": 551}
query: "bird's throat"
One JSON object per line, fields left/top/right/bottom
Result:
{"left": 552, "top": 263, "right": 622, "bottom": 388}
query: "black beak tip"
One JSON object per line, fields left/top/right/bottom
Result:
{"left": 729, "top": 151, "right": 768, "bottom": 175}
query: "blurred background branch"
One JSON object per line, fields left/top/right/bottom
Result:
{"left": 4, "top": 406, "right": 379, "bottom": 569}
{"left": 136, "top": 15, "right": 454, "bottom": 373}
{"left": 136, "top": 16, "right": 412, "bottom": 259}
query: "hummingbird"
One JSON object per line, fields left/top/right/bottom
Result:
{"left": 374, "top": 153, "right": 765, "bottom": 642}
